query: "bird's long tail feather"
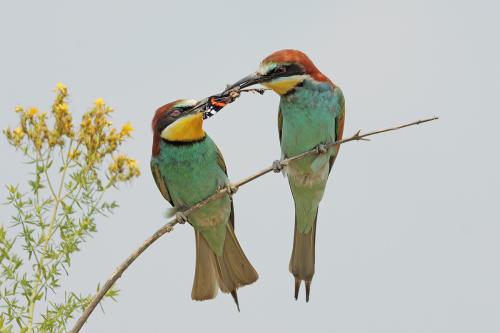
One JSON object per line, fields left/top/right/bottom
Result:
{"left": 192, "top": 231, "right": 218, "bottom": 301}
{"left": 289, "top": 210, "right": 318, "bottom": 302}
{"left": 192, "top": 225, "right": 258, "bottom": 311}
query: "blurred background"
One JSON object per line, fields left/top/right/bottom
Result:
{"left": 1, "top": 0, "right": 499, "bottom": 332}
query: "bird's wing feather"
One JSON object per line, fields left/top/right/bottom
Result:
{"left": 150, "top": 160, "right": 173, "bottom": 206}
{"left": 229, "top": 200, "right": 235, "bottom": 230}
{"left": 329, "top": 88, "right": 345, "bottom": 174}
{"left": 214, "top": 144, "right": 235, "bottom": 229}
{"left": 215, "top": 144, "right": 228, "bottom": 175}
{"left": 278, "top": 107, "right": 283, "bottom": 145}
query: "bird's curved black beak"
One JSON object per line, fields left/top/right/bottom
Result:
{"left": 190, "top": 98, "right": 209, "bottom": 114}
{"left": 224, "top": 72, "right": 267, "bottom": 92}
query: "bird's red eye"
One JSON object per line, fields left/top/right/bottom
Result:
{"left": 277, "top": 66, "right": 286, "bottom": 73}
{"left": 170, "top": 110, "right": 181, "bottom": 117}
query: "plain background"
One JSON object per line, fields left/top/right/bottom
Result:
{"left": 1, "top": 0, "right": 499, "bottom": 332}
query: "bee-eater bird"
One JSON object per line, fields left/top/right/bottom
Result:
{"left": 225, "top": 49, "right": 345, "bottom": 302}
{"left": 150, "top": 99, "right": 258, "bottom": 310}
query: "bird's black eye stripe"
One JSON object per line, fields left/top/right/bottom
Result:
{"left": 276, "top": 66, "right": 287, "bottom": 73}
{"left": 157, "top": 117, "right": 171, "bottom": 132}
{"left": 269, "top": 65, "right": 287, "bottom": 75}
{"left": 269, "top": 64, "right": 305, "bottom": 77}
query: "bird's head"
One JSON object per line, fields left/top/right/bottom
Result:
{"left": 226, "top": 49, "right": 332, "bottom": 95}
{"left": 151, "top": 99, "right": 207, "bottom": 155}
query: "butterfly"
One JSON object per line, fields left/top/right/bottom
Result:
{"left": 202, "top": 95, "right": 233, "bottom": 119}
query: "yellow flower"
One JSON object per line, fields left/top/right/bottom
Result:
{"left": 27, "top": 107, "right": 38, "bottom": 118}
{"left": 13, "top": 127, "right": 24, "bottom": 137}
{"left": 68, "top": 148, "right": 81, "bottom": 160}
{"left": 47, "top": 83, "right": 74, "bottom": 143}
{"left": 108, "top": 154, "right": 141, "bottom": 181}
{"left": 120, "top": 122, "right": 134, "bottom": 137}
{"left": 15, "top": 106, "right": 23, "bottom": 113}
{"left": 57, "top": 103, "right": 69, "bottom": 113}
{"left": 10, "top": 127, "right": 25, "bottom": 146}
{"left": 94, "top": 98, "right": 105, "bottom": 107}
{"left": 130, "top": 159, "right": 140, "bottom": 172}
{"left": 56, "top": 82, "right": 67, "bottom": 95}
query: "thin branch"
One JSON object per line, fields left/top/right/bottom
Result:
{"left": 238, "top": 87, "right": 270, "bottom": 94}
{"left": 39, "top": 147, "right": 57, "bottom": 198}
{"left": 70, "top": 116, "right": 438, "bottom": 333}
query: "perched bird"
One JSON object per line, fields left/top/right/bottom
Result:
{"left": 150, "top": 99, "right": 258, "bottom": 310}
{"left": 225, "top": 49, "right": 345, "bottom": 302}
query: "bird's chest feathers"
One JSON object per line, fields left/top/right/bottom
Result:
{"left": 157, "top": 139, "right": 223, "bottom": 204}
{"left": 154, "top": 139, "right": 230, "bottom": 255}
{"left": 279, "top": 86, "right": 336, "bottom": 186}
{"left": 280, "top": 88, "right": 336, "bottom": 156}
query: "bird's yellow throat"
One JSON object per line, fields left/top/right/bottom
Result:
{"left": 161, "top": 113, "right": 205, "bottom": 142}
{"left": 263, "top": 76, "right": 306, "bottom": 95}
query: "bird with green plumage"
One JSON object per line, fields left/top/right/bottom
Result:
{"left": 150, "top": 99, "right": 258, "bottom": 310}
{"left": 226, "top": 49, "right": 345, "bottom": 302}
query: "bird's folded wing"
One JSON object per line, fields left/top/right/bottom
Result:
{"left": 150, "top": 160, "right": 173, "bottom": 206}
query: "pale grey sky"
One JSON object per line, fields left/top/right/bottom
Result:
{"left": 1, "top": 0, "right": 499, "bottom": 332}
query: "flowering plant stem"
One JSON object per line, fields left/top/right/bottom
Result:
{"left": 26, "top": 140, "right": 72, "bottom": 333}
{"left": 1, "top": 85, "right": 140, "bottom": 333}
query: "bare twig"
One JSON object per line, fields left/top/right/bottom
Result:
{"left": 234, "top": 87, "right": 270, "bottom": 96}
{"left": 70, "top": 116, "right": 438, "bottom": 333}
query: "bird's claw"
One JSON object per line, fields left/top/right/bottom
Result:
{"left": 175, "top": 211, "right": 189, "bottom": 224}
{"left": 315, "top": 143, "right": 328, "bottom": 154}
{"left": 272, "top": 160, "right": 283, "bottom": 173}
{"left": 226, "top": 184, "right": 238, "bottom": 196}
